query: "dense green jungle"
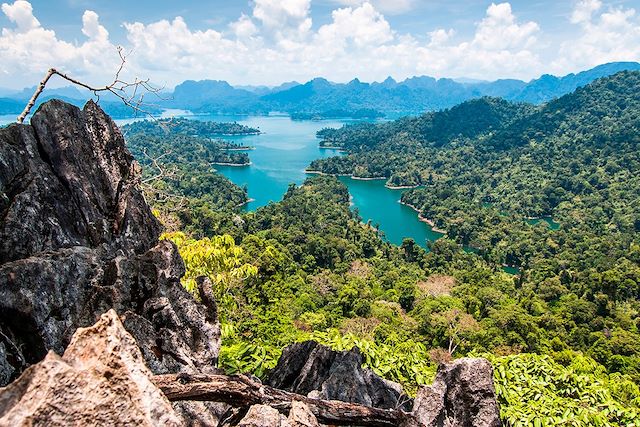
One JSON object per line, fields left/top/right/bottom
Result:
{"left": 126, "top": 71, "right": 640, "bottom": 427}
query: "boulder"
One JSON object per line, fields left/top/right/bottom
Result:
{"left": 0, "top": 310, "right": 181, "bottom": 426}
{"left": 267, "top": 341, "right": 411, "bottom": 411}
{"left": 288, "top": 401, "right": 319, "bottom": 427}
{"left": 237, "top": 404, "right": 290, "bottom": 427}
{"left": 411, "top": 358, "right": 501, "bottom": 427}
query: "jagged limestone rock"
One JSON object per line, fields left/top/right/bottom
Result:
{"left": 287, "top": 401, "right": 319, "bottom": 427}
{"left": 0, "top": 310, "right": 181, "bottom": 427}
{"left": 267, "top": 341, "right": 412, "bottom": 411}
{"left": 411, "top": 358, "right": 501, "bottom": 427}
{"left": 0, "top": 100, "right": 220, "bottom": 388}
{"left": 237, "top": 404, "right": 290, "bottom": 427}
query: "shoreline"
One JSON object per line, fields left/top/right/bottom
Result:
{"left": 399, "top": 200, "right": 447, "bottom": 234}
{"left": 305, "top": 170, "right": 388, "bottom": 181}
{"left": 350, "top": 176, "right": 387, "bottom": 181}
{"left": 212, "top": 161, "right": 252, "bottom": 167}
{"left": 319, "top": 145, "right": 347, "bottom": 151}
{"left": 237, "top": 198, "right": 255, "bottom": 208}
{"left": 304, "top": 170, "right": 351, "bottom": 176}
{"left": 222, "top": 147, "right": 255, "bottom": 151}
{"left": 385, "top": 183, "right": 419, "bottom": 189}
{"left": 214, "top": 132, "right": 261, "bottom": 136}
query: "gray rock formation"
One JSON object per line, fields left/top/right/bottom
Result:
{"left": 267, "top": 341, "right": 412, "bottom": 411}
{"left": 288, "top": 401, "right": 319, "bottom": 427}
{"left": 237, "top": 405, "right": 289, "bottom": 427}
{"left": 236, "top": 402, "right": 319, "bottom": 427}
{"left": 0, "top": 310, "right": 181, "bottom": 427}
{"left": 0, "top": 100, "right": 220, "bottom": 387}
{"left": 411, "top": 358, "right": 501, "bottom": 427}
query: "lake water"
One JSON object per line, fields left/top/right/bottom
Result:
{"left": 187, "top": 114, "right": 443, "bottom": 248}
{"left": 526, "top": 217, "right": 561, "bottom": 230}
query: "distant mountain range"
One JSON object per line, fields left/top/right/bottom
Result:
{"left": 2, "top": 62, "right": 639, "bottom": 119}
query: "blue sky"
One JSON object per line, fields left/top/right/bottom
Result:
{"left": 0, "top": 0, "right": 639, "bottom": 89}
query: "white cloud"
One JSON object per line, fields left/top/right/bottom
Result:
{"left": 0, "top": 0, "right": 638, "bottom": 89}
{"left": 114, "top": 1, "right": 544, "bottom": 85}
{"left": 1, "top": 0, "right": 39, "bottom": 32}
{"left": 428, "top": 29, "right": 455, "bottom": 46}
{"left": 252, "top": 0, "right": 312, "bottom": 40}
{"left": 332, "top": 0, "right": 415, "bottom": 15}
{"left": 403, "top": 2, "right": 541, "bottom": 79}
{"left": 315, "top": 3, "right": 394, "bottom": 49}
{"left": 473, "top": 3, "right": 539, "bottom": 50}
{"left": 571, "top": 0, "right": 602, "bottom": 24}
{"left": 0, "top": 1, "right": 120, "bottom": 87}
{"left": 124, "top": 17, "right": 241, "bottom": 74}
{"left": 229, "top": 13, "right": 258, "bottom": 39}
{"left": 553, "top": 1, "right": 640, "bottom": 73}
{"left": 81, "top": 10, "right": 108, "bottom": 42}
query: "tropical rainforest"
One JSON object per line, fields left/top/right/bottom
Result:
{"left": 125, "top": 71, "right": 640, "bottom": 426}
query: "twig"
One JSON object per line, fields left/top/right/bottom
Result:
{"left": 17, "top": 47, "right": 164, "bottom": 124}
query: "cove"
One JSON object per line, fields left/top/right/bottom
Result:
{"left": 187, "top": 114, "right": 443, "bottom": 248}
{"left": 337, "top": 177, "right": 444, "bottom": 247}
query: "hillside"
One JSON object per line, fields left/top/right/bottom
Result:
{"left": 306, "top": 72, "right": 640, "bottom": 395}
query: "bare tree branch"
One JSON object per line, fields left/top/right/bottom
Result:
{"left": 139, "top": 148, "right": 177, "bottom": 184}
{"left": 17, "top": 47, "right": 164, "bottom": 124}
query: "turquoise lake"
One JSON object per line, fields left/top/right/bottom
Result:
{"left": 184, "top": 114, "right": 444, "bottom": 248}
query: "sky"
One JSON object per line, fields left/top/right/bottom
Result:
{"left": 0, "top": 0, "right": 639, "bottom": 89}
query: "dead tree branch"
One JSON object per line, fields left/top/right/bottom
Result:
{"left": 152, "top": 373, "right": 414, "bottom": 427}
{"left": 139, "top": 148, "right": 177, "bottom": 184}
{"left": 17, "top": 47, "right": 163, "bottom": 124}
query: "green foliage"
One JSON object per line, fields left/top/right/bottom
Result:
{"left": 306, "top": 72, "right": 640, "bottom": 380}
{"left": 164, "top": 232, "right": 257, "bottom": 312}
{"left": 308, "top": 330, "right": 437, "bottom": 393}
{"left": 487, "top": 353, "right": 640, "bottom": 427}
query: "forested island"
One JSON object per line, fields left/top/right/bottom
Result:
{"left": 124, "top": 116, "right": 260, "bottom": 137}
{"left": 290, "top": 108, "right": 385, "bottom": 120}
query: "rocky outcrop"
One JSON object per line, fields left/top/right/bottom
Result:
{"left": 0, "top": 100, "right": 220, "bottom": 388}
{"left": 267, "top": 341, "right": 412, "bottom": 411}
{"left": 237, "top": 405, "right": 289, "bottom": 427}
{"left": 0, "top": 310, "right": 181, "bottom": 426}
{"left": 236, "top": 402, "right": 319, "bottom": 427}
{"left": 268, "top": 343, "right": 501, "bottom": 426}
{"left": 411, "top": 358, "right": 501, "bottom": 427}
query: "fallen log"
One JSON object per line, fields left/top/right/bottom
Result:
{"left": 152, "top": 373, "right": 414, "bottom": 427}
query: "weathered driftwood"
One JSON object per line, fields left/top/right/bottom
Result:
{"left": 152, "top": 373, "right": 414, "bottom": 427}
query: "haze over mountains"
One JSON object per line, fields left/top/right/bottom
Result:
{"left": 2, "top": 62, "right": 639, "bottom": 119}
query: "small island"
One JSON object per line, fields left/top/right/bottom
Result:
{"left": 123, "top": 117, "right": 260, "bottom": 137}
